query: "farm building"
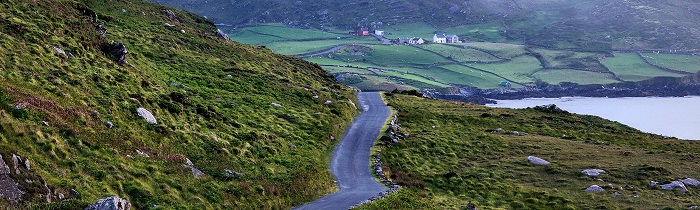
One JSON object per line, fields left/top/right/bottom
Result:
{"left": 357, "top": 28, "right": 370, "bottom": 36}
{"left": 394, "top": 37, "right": 409, "bottom": 45}
{"left": 374, "top": 30, "right": 385, "bottom": 36}
{"left": 409, "top": 37, "right": 425, "bottom": 45}
{"left": 499, "top": 81, "right": 512, "bottom": 88}
{"left": 433, "top": 34, "right": 460, "bottom": 43}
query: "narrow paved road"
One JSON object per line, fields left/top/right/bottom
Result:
{"left": 294, "top": 92, "right": 390, "bottom": 210}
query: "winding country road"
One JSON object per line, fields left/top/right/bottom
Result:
{"left": 294, "top": 92, "right": 390, "bottom": 210}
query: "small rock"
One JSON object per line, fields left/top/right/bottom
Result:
{"left": 121, "top": 9, "right": 126, "bottom": 13}
{"left": 183, "top": 158, "right": 204, "bottom": 177}
{"left": 585, "top": 185, "right": 605, "bottom": 192}
{"left": 85, "top": 196, "right": 131, "bottom": 210}
{"left": 135, "top": 150, "right": 149, "bottom": 158}
{"left": 313, "top": 95, "right": 319, "bottom": 99}
{"left": 12, "top": 154, "right": 21, "bottom": 174}
{"left": 633, "top": 195, "right": 639, "bottom": 198}
{"left": 324, "top": 100, "right": 332, "bottom": 105}
{"left": 431, "top": 126, "right": 436, "bottom": 129}
{"left": 164, "top": 23, "right": 174, "bottom": 27}
{"left": 226, "top": 74, "right": 233, "bottom": 79}
{"left": 224, "top": 170, "right": 243, "bottom": 177}
{"left": 106, "top": 121, "right": 114, "bottom": 129}
{"left": 165, "top": 10, "right": 180, "bottom": 23}
{"left": 681, "top": 178, "right": 700, "bottom": 187}
{"left": 527, "top": 156, "right": 550, "bottom": 165}
{"left": 495, "top": 128, "right": 502, "bottom": 132}
{"left": 688, "top": 205, "right": 699, "bottom": 210}
{"left": 650, "top": 181, "right": 659, "bottom": 186}
{"left": 216, "top": 29, "right": 230, "bottom": 41}
{"left": 58, "top": 193, "right": 65, "bottom": 200}
{"left": 136, "top": 107, "right": 157, "bottom": 124}
{"left": 70, "top": 189, "right": 80, "bottom": 199}
{"left": 53, "top": 46, "right": 67, "bottom": 58}
{"left": 271, "top": 103, "right": 282, "bottom": 108}
{"left": 661, "top": 181, "right": 688, "bottom": 192}
{"left": 106, "top": 42, "right": 128, "bottom": 65}
{"left": 24, "top": 159, "right": 30, "bottom": 171}
{"left": 582, "top": 169, "right": 606, "bottom": 177}
{"left": 180, "top": 30, "right": 186, "bottom": 33}
{"left": 41, "top": 121, "right": 49, "bottom": 126}
{"left": 614, "top": 191, "right": 620, "bottom": 196}
{"left": 511, "top": 131, "right": 520, "bottom": 135}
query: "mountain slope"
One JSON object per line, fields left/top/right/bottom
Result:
{"left": 0, "top": 0, "right": 357, "bottom": 208}
{"left": 154, "top": 0, "right": 700, "bottom": 51}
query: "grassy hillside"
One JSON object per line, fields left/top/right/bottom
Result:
{"left": 0, "top": 0, "right": 358, "bottom": 209}
{"left": 360, "top": 93, "right": 700, "bottom": 209}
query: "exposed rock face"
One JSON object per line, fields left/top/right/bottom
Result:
{"left": 0, "top": 155, "right": 25, "bottom": 203}
{"left": 582, "top": 169, "right": 606, "bottom": 177}
{"left": 527, "top": 156, "right": 550, "bottom": 165}
{"left": 105, "top": 43, "right": 128, "bottom": 65}
{"left": 136, "top": 107, "right": 157, "bottom": 124}
{"left": 585, "top": 185, "right": 605, "bottom": 192}
{"left": 164, "top": 10, "right": 180, "bottom": 23}
{"left": 216, "top": 29, "right": 230, "bottom": 41}
{"left": 661, "top": 181, "right": 688, "bottom": 192}
{"left": 85, "top": 196, "right": 131, "bottom": 210}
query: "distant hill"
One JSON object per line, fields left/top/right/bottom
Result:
{"left": 153, "top": 0, "right": 700, "bottom": 51}
{"left": 0, "top": 0, "right": 357, "bottom": 208}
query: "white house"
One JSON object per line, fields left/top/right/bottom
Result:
{"left": 409, "top": 37, "right": 425, "bottom": 45}
{"left": 374, "top": 30, "right": 385, "bottom": 37}
{"left": 433, "top": 34, "right": 446, "bottom": 43}
{"left": 433, "top": 34, "right": 459, "bottom": 43}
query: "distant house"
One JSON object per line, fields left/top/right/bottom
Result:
{"left": 433, "top": 34, "right": 459, "bottom": 43}
{"left": 408, "top": 37, "right": 425, "bottom": 45}
{"left": 357, "top": 28, "right": 370, "bottom": 36}
{"left": 394, "top": 37, "right": 409, "bottom": 45}
{"left": 433, "top": 34, "right": 447, "bottom": 43}
{"left": 499, "top": 81, "right": 512, "bottom": 88}
{"left": 374, "top": 30, "right": 385, "bottom": 37}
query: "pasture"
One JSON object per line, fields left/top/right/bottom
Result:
{"left": 641, "top": 53, "right": 700, "bottom": 73}
{"left": 603, "top": 53, "right": 687, "bottom": 81}
{"left": 532, "top": 69, "right": 620, "bottom": 85}
{"left": 421, "top": 44, "right": 502, "bottom": 62}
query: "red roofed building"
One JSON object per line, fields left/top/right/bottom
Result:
{"left": 357, "top": 27, "right": 370, "bottom": 36}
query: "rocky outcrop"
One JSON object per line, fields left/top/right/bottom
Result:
{"left": 136, "top": 107, "right": 157, "bottom": 124}
{"left": 216, "top": 29, "right": 230, "bottom": 42}
{"left": 582, "top": 169, "right": 606, "bottom": 177}
{"left": 183, "top": 158, "right": 205, "bottom": 177}
{"left": 527, "top": 156, "right": 550, "bottom": 165}
{"left": 681, "top": 178, "right": 700, "bottom": 187}
{"left": 0, "top": 155, "right": 24, "bottom": 204}
{"left": 660, "top": 181, "right": 688, "bottom": 192}
{"left": 104, "top": 42, "right": 128, "bottom": 65}
{"left": 85, "top": 196, "right": 131, "bottom": 210}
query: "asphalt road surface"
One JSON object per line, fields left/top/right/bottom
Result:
{"left": 294, "top": 92, "right": 390, "bottom": 210}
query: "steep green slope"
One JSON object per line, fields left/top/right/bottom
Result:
{"left": 360, "top": 93, "right": 700, "bottom": 209}
{"left": 154, "top": 0, "right": 700, "bottom": 51}
{"left": 0, "top": 0, "right": 357, "bottom": 209}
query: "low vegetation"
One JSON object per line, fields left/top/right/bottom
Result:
{"left": 360, "top": 93, "right": 700, "bottom": 209}
{"left": 0, "top": 0, "right": 358, "bottom": 209}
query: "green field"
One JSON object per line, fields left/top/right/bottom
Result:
{"left": 336, "top": 45, "right": 451, "bottom": 67}
{"left": 532, "top": 48, "right": 598, "bottom": 68}
{"left": 468, "top": 56, "right": 542, "bottom": 84}
{"left": 459, "top": 42, "right": 529, "bottom": 58}
{"left": 603, "top": 53, "right": 687, "bottom": 81}
{"left": 265, "top": 37, "right": 376, "bottom": 55}
{"left": 421, "top": 44, "right": 502, "bottom": 63}
{"left": 440, "top": 65, "right": 516, "bottom": 89}
{"left": 532, "top": 69, "right": 620, "bottom": 85}
{"left": 641, "top": 53, "right": 700, "bottom": 73}
{"left": 230, "top": 30, "right": 287, "bottom": 45}
{"left": 382, "top": 22, "right": 437, "bottom": 40}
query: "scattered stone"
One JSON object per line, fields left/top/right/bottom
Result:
{"left": 688, "top": 205, "right": 699, "bottom": 210}
{"left": 681, "top": 178, "right": 700, "bottom": 187}
{"left": 661, "top": 181, "right": 688, "bottom": 192}
{"left": 495, "top": 128, "right": 502, "bottom": 132}
{"left": 324, "top": 100, "right": 332, "bottom": 105}
{"left": 431, "top": 126, "right": 436, "bottom": 129}
{"left": 164, "top": 23, "right": 174, "bottom": 27}
{"left": 24, "top": 159, "right": 29, "bottom": 171}
{"left": 585, "top": 185, "right": 605, "bottom": 192}
{"left": 224, "top": 170, "right": 243, "bottom": 178}
{"left": 121, "top": 9, "right": 126, "bottom": 13}
{"left": 70, "top": 189, "right": 80, "bottom": 199}
{"left": 135, "top": 150, "right": 149, "bottom": 158}
{"left": 136, "top": 107, "right": 157, "bottom": 124}
{"left": 614, "top": 191, "right": 620, "bottom": 196}
{"left": 511, "top": 131, "right": 520, "bottom": 135}
{"left": 582, "top": 169, "right": 606, "bottom": 177}
{"left": 53, "top": 46, "right": 67, "bottom": 58}
{"left": 650, "top": 181, "right": 659, "bottom": 186}
{"left": 12, "top": 154, "right": 21, "bottom": 174}
{"left": 348, "top": 99, "right": 357, "bottom": 109}
{"left": 527, "top": 156, "right": 550, "bottom": 165}
{"left": 633, "top": 195, "right": 639, "bottom": 198}
{"left": 226, "top": 74, "right": 233, "bottom": 79}
{"left": 41, "top": 121, "right": 49, "bottom": 126}
{"left": 106, "top": 121, "right": 114, "bottom": 129}
{"left": 0, "top": 154, "right": 25, "bottom": 203}
{"left": 183, "top": 158, "right": 205, "bottom": 177}
{"left": 216, "top": 29, "right": 230, "bottom": 41}
{"left": 58, "top": 193, "right": 65, "bottom": 200}
{"left": 105, "top": 42, "right": 128, "bottom": 65}
{"left": 180, "top": 30, "right": 186, "bottom": 33}
{"left": 85, "top": 196, "right": 131, "bottom": 210}
{"left": 271, "top": 103, "right": 282, "bottom": 108}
